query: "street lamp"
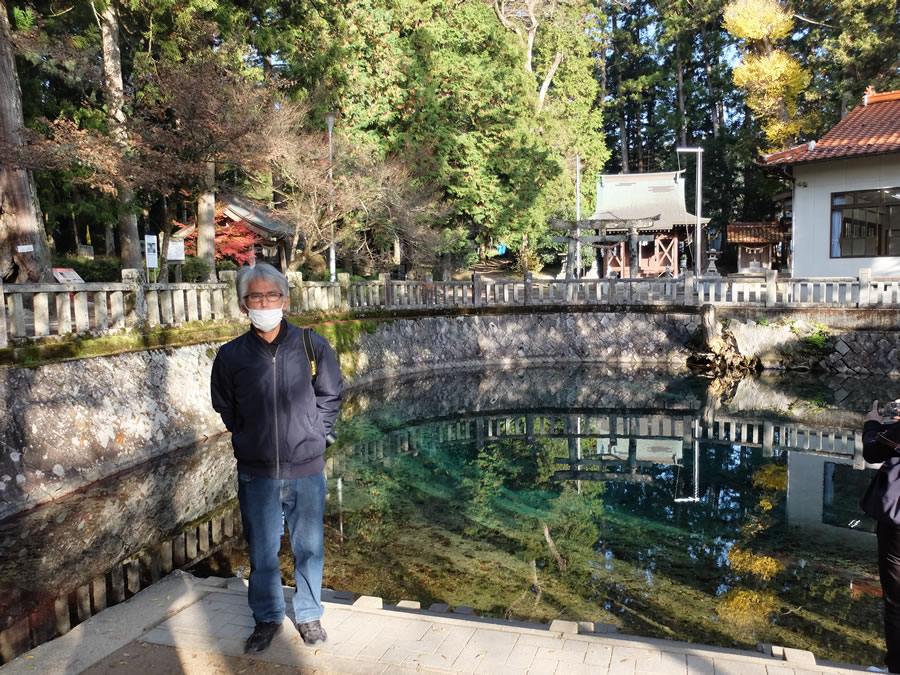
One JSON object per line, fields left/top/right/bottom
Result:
{"left": 676, "top": 146, "right": 704, "bottom": 278}
{"left": 325, "top": 111, "right": 338, "bottom": 283}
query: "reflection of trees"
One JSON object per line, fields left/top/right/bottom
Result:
{"left": 327, "top": 397, "right": 883, "bottom": 664}
{"left": 716, "top": 589, "right": 777, "bottom": 630}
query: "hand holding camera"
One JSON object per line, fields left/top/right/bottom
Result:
{"left": 880, "top": 400, "right": 900, "bottom": 419}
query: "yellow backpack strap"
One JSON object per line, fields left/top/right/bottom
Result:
{"left": 302, "top": 328, "right": 317, "bottom": 379}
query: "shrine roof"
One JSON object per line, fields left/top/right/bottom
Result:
{"left": 587, "top": 171, "right": 710, "bottom": 231}
{"left": 727, "top": 222, "right": 789, "bottom": 244}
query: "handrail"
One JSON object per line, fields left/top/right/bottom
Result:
{"left": 1, "top": 267, "right": 896, "bottom": 347}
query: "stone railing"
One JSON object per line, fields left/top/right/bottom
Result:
{"left": 2, "top": 267, "right": 898, "bottom": 347}
{"left": 0, "top": 269, "right": 348, "bottom": 348}
{"left": 367, "top": 268, "right": 900, "bottom": 311}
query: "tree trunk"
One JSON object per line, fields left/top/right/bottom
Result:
{"left": 97, "top": 0, "right": 141, "bottom": 269}
{"left": 0, "top": 3, "right": 51, "bottom": 282}
{"left": 635, "top": 108, "right": 644, "bottom": 172}
{"left": 618, "top": 113, "right": 629, "bottom": 174}
{"left": 157, "top": 196, "right": 173, "bottom": 282}
{"left": 197, "top": 160, "right": 216, "bottom": 280}
{"left": 536, "top": 51, "right": 563, "bottom": 114}
{"left": 700, "top": 31, "right": 722, "bottom": 139}
{"left": 676, "top": 51, "right": 687, "bottom": 147}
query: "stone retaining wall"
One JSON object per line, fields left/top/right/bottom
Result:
{"left": 822, "top": 332, "right": 900, "bottom": 376}
{"left": 346, "top": 311, "right": 700, "bottom": 384}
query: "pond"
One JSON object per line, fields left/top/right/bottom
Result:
{"left": 0, "top": 364, "right": 889, "bottom": 667}
{"left": 309, "top": 365, "right": 885, "bottom": 667}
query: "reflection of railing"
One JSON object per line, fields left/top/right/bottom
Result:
{"left": 0, "top": 503, "right": 241, "bottom": 663}
{"left": 328, "top": 412, "right": 865, "bottom": 477}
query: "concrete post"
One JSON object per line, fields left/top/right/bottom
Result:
{"left": 121, "top": 268, "right": 147, "bottom": 329}
{"left": 524, "top": 271, "right": 533, "bottom": 305}
{"left": 472, "top": 273, "right": 482, "bottom": 307}
{"left": 337, "top": 272, "right": 351, "bottom": 311}
{"left": 380, "top": 272, "right": 392, "bottom": 308}
{"left": 424, "top": 273, "right": 435, "bottom": 306}
{"left": 219, "top": 270, "right": 242, "bottom": 318}
{"left": 765, "top": 269, "right": 777, "bottom": 307}
{"left": 286, "top": 272, "right": 306, "bottom": 316}
{"left": 858, "top": 268, "right": 871, "bottom": 307}
{"left": 682, "top": 270, "right": 695, "bottom": 306}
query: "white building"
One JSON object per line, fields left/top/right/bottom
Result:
{"left": 759, "top": 88, "right": 900, "bottom": 278}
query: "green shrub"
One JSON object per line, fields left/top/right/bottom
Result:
{"left": 216, "top": 260, "right": 238, "bottom": 273}
{"left": 181, "top": 256, "right": 211, "bottom": 282}
{"left": 515, "top": 247, "right": 543, "bottom": 274}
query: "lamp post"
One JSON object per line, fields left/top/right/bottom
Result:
{"left": 676, "top": 146, "right": 704, "bottom": 278}
{"left": 325, "top": 111, "right": 337, "bottom": 282}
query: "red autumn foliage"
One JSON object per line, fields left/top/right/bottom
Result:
{"left": 183, "top": 208, "right": 261, "bottom": 266}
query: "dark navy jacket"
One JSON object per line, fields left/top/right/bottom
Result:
{"left": 210, "top": 321, "right": 343, "bottom": 479}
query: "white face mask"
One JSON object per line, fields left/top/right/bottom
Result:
{"left": 246, "top": 307, "right": 283, "bottom": 332}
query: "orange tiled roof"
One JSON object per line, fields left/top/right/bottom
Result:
{"left": 728, "top": 222, "right": 788, "bottom": 244}
{"left": 759, "top": 89, "right": 900, "bottom": 166}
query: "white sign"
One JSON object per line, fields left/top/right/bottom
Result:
{"left": 167, "top": 239, "right": 185, "bottom": 262}
{"left": 52, "top": 267, "right": 85, "bottom": 283}
{"left": 145, "top": 235, "right": 159, "bottom": 268}
{"left": 16, "top": 245, "right": 34, "bottom": 253}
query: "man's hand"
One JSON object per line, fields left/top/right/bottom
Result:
{"left": 865, "top": 400, "right": 882, "bottom": 423}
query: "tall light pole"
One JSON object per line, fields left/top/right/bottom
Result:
{"left": 575, "top": 154, "right": 581, "bottom": 278}
{"left": 325, "top": 111, "right": 337, "bottom": 282}
{"left": 676, "top": 146, "right": 704, "bottom": 278}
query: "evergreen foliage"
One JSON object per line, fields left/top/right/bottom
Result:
{"left": 1, "top": 0, "right": 897, "bottom": 280}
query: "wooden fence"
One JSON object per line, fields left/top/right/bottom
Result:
{"left": 2, "top": 267, "right": 898, "bottom": 347}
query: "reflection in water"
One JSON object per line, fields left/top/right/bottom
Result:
{"left": 324, "top": 366, "right": 885, "bottom": 666}
{"left": 0, "top": 365, "right": 888, "bottom": 667}
{"left": 0, "top": 437, "right": 237, "bottom": 661}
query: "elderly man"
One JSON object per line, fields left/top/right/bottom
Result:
{"left": 211, "top": 263, "right": 342, "bottom": 653}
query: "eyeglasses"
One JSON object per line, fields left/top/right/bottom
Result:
{"left": 243, "top": 291, "right": 284, "bottom": 306}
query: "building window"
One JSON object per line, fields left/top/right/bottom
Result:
{"left": 831, "top": 188, "right": 900, "bottom": 258}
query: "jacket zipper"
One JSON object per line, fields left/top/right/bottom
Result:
{"left": 272, "top": 347, "right": 279, "bottom": 480}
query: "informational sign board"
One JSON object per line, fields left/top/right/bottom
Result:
{"left": 77, "top": 244, "right": 94, "bottom": 259}
{"left": 16, "top": 244, "right": 34, "bottom": 253}
{"left": 167, "top": 239, "right": 185, "bottom": 262}
{"left": 145, "top": 235, "right": 159, "bottom": 268}
{"left": 52, "top": 267, "right": 85, "bottom": 283}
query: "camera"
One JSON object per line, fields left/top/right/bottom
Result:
{"left": 880, "top": 401, "right": 900, "bottom": 418}
{"left": 325, "top": 431, "right": 338, "bottom": 447}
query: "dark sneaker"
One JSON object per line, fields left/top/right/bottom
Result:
{"left": 297, "top": 619, "right": 327, "bottom": 645}
{"left": 244, "top": 621, "right": 282, "bottom": 653}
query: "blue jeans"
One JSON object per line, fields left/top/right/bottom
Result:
{"left": 237, "top": 471, "right": 326, "bottom": 625}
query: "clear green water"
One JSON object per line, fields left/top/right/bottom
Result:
{"left": 1, "top": 365, "right": 887, "bottom": 667}
{"left": 321, "top": 366, "right": 886, "bottom": 666}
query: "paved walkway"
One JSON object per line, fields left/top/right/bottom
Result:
{"left": 2, "top": 571, "right": 877, "bottom": 675}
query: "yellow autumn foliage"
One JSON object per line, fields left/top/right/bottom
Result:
{"left": 733, "top": 51, "right": 809, "bottom": 148}
{"left": 723, "top": 0, "right": 794, "bottom": 42}
{"left": 753, "top": 463, "right": 787, "bottom": 492}
{"left": 716, "top": 589, "right": 777, "bottom": 629}
{"left": 728, "top": 546, "right": 784, "bottom": 580}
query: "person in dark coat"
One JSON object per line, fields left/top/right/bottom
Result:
{"left": 211, "top": 263, "right": 342, "bottom": 654}
{"left": 863, "top": 400, "right": 900, "bottom": 673}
